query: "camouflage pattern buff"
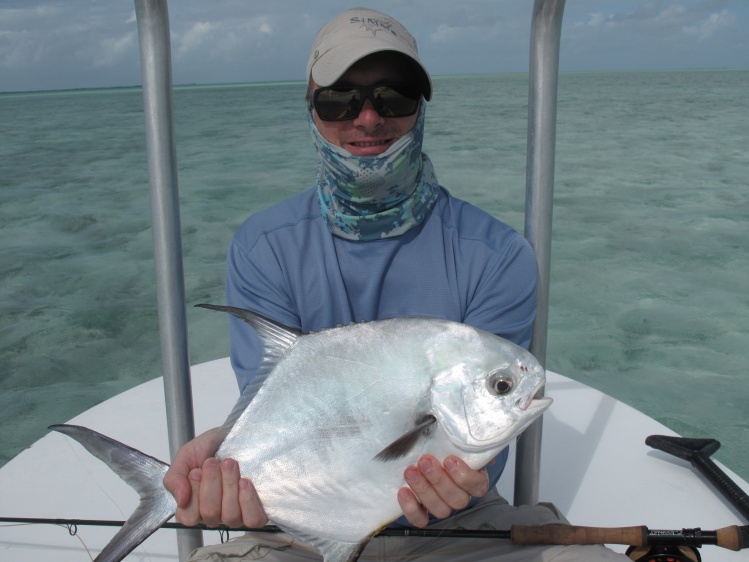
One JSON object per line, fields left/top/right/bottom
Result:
{"left": 311, "top": 103, "right": 440, "bottom": 241}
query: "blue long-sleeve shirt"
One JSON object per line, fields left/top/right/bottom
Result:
{"left": 225, "top": 185, "right": 538, "bottom": 500}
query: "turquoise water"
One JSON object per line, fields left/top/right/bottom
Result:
{"left": 1, "top": 71, "right": 747, "bottom": 484}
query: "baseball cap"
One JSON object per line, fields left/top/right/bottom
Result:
{"left": 307, "top": 8, "right": 432, "bottom": 101}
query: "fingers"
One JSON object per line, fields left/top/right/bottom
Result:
{"left": 444, "top": 456, "right": 490, "bottom": 498}
{"left": 164, "top": 427, "right": 225, "bottom": 510}
{"left": 238, "top": 477, "right": 268, "bottom": 528}
{"left": 398, "top": 485, "right": 429, "bottom": 527}
{"left": 219, "top": 459, "right": 243, "bottom": 528}
{"left": 174, "top": 457, "right": 268, "bottom": 529}
{"left": 404, "top": 458, "right": 460, "bottom": 520}
{"left": 401, "top": 454, "right": 490, "bottom": 526}
{"left": 199, "top": 458, "right": 225, "bottom": 527}
{"left": 175, "top": 466, "right": 203, "bottom": 527}
{"left": 219, "top": 459, "right": 268, "bottom": 528}
{"left": 163, "top": 465, "right": 192, "bottom": 509}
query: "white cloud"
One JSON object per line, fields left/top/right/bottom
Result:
{"left": 177, "top": 21, "right": 217, "bottom": 56}
{"left": 174, "top": 17, "right": 275, "bottom": 61}
{"left": 430, "top": 23, "right": 463, "bottom": 44}
{"left": 683, "top": 9, "right": 735, "bottom": 41}
{"left": 92, "top": 32, "right": 136, "bottom": 68}
{"left": 0, "top": 6, "right": 62, "bottom": 68}
{"left": 428, "top": 18, "right": 505, "bottom": 46}
{"left": 0, "top": 30, "right": 32, "bottom": 67}
{"left": 652, "top": 3, "right": 688, "bottom": 25}
{"left": 586, "top": 13, "right": 607, "bottom": 27}
{"left": 0, "top": 4, "right": 64, "bottom": 24}
{"left": 1, "top": 0, "right": 747, "bottom": 92}
{"left": 576, "top": 3, "right": 687, "bottom": 29}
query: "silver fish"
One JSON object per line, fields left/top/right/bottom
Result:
{"left": 52, "top": 306, "right": 552, "bottom": 562}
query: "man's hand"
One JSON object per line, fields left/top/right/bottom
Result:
{"left": 398, "top": 454, "right": 490, "bottom": 527}
{"left": 163, "top": 428, "right": 267, "bottom": 528}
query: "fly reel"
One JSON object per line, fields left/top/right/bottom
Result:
{"left": 626, "top": 544, "right": 701, "bottom": 562}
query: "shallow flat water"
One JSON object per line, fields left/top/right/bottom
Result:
{"left": 1, "top": 70, "right": 747, "bottom": 484}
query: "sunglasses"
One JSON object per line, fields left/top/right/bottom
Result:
{"left": 311, "top": 83, "right": 422, "bottom": 122}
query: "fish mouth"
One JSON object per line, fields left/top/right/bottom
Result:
{"left": 456, "top": 383, "right": 552, "bottom": 450}
{"left": 518, "top": 383, "right": 551, "bottom": 413}
{"left": 513, "top": 383, "right": 552, "bottom": 433}
{"left": 523, "top": 395, "right": 553, "bottom": 418}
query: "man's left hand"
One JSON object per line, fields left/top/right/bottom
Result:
{"left": 398, "top": 454, "right": 490, "bottom": 527}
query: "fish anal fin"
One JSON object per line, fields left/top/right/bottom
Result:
{"left": 325, "top": 540, "right": 368, "bottom": 562}
{"left": 373, "top": 414, "right": 436, "bottom": 462}
{"left": 293, "top": 530, "right": 369, "bottom": 562}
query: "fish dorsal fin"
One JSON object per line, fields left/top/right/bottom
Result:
{"left": 196, "top": 304, "right": 301, "bottom": 429}
{"left": 373, "top": 414, "right": 437, "bottom": 462}
{"left": 196, "top": 304, "right": 301, "bottom": 352}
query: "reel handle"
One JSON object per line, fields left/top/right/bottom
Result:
{"left": 511, "top": 524, "right": 747, "bottom": 551}
{"left": 512, "top": 524, "right": 647, "bottom": 546}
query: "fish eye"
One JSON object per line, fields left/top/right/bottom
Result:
{"left": 489, "top": 374, "right": 514, "bottom": 395}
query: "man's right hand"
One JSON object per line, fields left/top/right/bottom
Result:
{"left": 162, "top": 427, "right": 268, "bottom": 529}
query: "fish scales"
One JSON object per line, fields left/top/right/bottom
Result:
{"left": 51, "top": 309, "right": 552, "bottom": 562}
{"left": 220, "top": 319, "right": 460, "bottom": 541}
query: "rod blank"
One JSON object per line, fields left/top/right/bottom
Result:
{"left": 2, "top": 517, "right": 745, "bottom": 551}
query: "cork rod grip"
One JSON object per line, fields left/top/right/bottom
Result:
{"left": 715, "top": 525, "right": 744, "bottom": 551}
{"left": 511, "top": 524, "right": 648, "bottom": 547}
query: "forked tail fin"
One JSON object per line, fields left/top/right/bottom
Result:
{"left": 50, "top": 424, "right": 177, "bottom": 562}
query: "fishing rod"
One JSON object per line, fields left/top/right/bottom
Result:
{"left": 4, "top": 435, "right": 746, "bottom": 561}
{"left": 1, "top": 516, "right": 746, "bottom": 552}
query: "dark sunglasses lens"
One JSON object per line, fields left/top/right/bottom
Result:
{"left": 371, "top": 85, "right": 420, "bottom": 118}
{"left": 314, "top": 84, "right": 421, "bottom": 121}
{"left": 314, "top": 88, "right": 363, "bottom": 121}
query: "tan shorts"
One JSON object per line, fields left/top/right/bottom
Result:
{"left": 188, "top": 490, "right": 630, "bottom": 561}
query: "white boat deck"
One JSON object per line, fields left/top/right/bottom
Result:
{"left": 1, "top": 358, "right": 747, "bottom": 560}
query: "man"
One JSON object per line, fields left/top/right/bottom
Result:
{"left": 165, "top": 8, "right": 629, "bottom": 561}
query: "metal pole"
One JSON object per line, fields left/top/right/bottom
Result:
{"left": 133, "top": 0, "right": 203, "bottom": 556}
{"left": 515, "top": 0, "right": 566, "bottom": 507}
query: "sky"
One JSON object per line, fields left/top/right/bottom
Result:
{"left": 1, "top": 0, "right": 747, "bottom": 93}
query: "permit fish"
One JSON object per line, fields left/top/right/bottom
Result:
{"left": 52, "top": 305, "right": 552, "bottom": 562}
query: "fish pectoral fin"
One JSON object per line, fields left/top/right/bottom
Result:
{"left": 373, "top": 414, "right": 437, "bottom": 462}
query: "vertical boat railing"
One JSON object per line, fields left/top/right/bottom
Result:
{"left": 133, "top": 0, "right": 563, "bottom": 557}
{"left": 134, "top": 0, "right": 203, "bottom": 557}
{"left": 515, "top": 0, "right": 566, "bottom": 507}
